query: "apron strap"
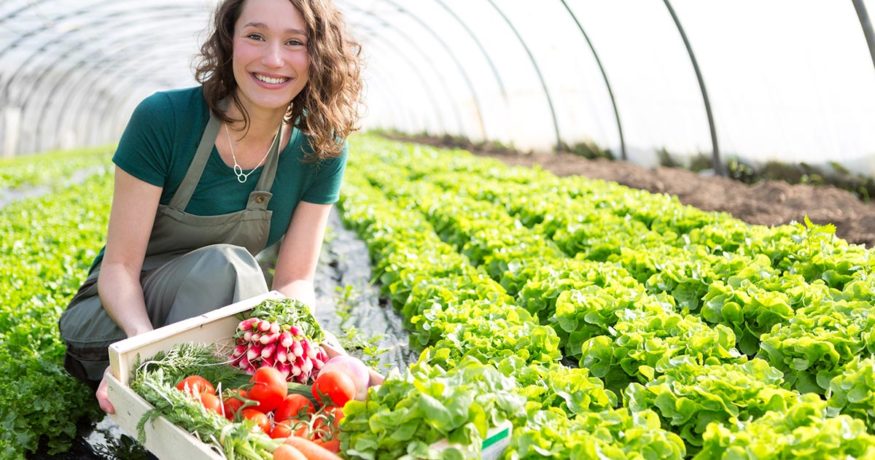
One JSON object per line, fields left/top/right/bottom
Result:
{"left": 169, "top": 110, "right": 222, "bottom": 210}
{"left": 254, "top": 122, "right": 284, "bottom": 193}
{"left": 247, "top": 122, "right": 285, "bottom": 210}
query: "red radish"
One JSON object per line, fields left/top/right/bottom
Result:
{"left": 261, "top": 332, "right": 280, "bottom": 345}
{"left": 291, "top": 341, "right": 304, "bottom": 358}
{"left": 280, "top": 331, "right": 293, "bottom": 348}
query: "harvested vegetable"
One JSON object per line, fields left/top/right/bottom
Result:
{"left": 230, "top": 299, "right": 329, "bottom": 384}
{"left": 318, "top": 355, "right": 370, "bottom": 401}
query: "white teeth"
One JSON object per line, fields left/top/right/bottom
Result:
{"left": 255, "top": 74, "right": 287, "bottom": 84}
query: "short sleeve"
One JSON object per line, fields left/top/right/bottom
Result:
{"left": 112, "top": 92, "right": 174, "bottom": 187}
{"left": 301, "top": 140, "right": 348, "bottom": 204}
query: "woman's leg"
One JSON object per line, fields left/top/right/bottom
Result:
{"left": 59, "top": 244, "right": 268, "bottom": 382}
{"left": 142, "top": 244, "right": 269, "bottom": 324}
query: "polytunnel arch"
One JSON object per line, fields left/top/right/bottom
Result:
{"left": 45, "top": 43, "right": 195, "bottom": 150}
{"left": 485, "top": 0, "right": 561, "bottom": 151}
{"left": 339, "top": 0, "right": 489, "bottom": 140}
{"left": 662, "top": 0, "right": 722, "bottom": 175}
{"left": 348, "top": 14, "right": 465, "bottom": 135}
{"left": 558, "top": 0, "right": 627, "bottom": 160}
{"left": 0, "top": 0, "right": 874, "bottom": 178}
{"left": 356, "top": 33, "right": 454, "bottom": 134}
{"left": 1, "top": 0, "right": 211, "bottom": 154}
{"left": 432, "top": 0, "right": 509, "bottom": 102}
{"left": 13, "top": 14, "right": 206, "bottom": 151}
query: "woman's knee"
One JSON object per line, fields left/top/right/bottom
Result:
{"left": 162, "top": 245, "right": 268, "bottom": 322}
{"left": 192, "top": 244, "right": 263, "bottom": 283}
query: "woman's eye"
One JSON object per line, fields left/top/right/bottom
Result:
{"left": 246, "top": 33, "right": 264, "bottom": 41}
{"left": 286, "top": 39, "right": 305, "bottom": 47}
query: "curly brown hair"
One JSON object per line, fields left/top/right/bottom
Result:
{"left": 195, "top": 0, "right": 362, "bottom": 160}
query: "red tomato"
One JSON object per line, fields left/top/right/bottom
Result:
{"left": 270, "top": 421, "right": 293, "bottom": 439}
{"left": 291, "top": 420, "right": 310, "bottom": 438}
{"left": 275, "top": 394, "right": 316, "bottom": 422}
{"left": 249, "top": 367, "right": 288, "bottom": 413}
{"left": 222, "top": 394, "right": 246, "bottom": 420}
{"left": 312, "top": 370, "right": 355, "bottom": 407}
{"left": 175, "top": 375, "right": 216, "bottom": 396}
{"left": 326, "top": 406, "right": 344, "bottom": 430}
{"left": 242, "top": 408, "right": 271, "bottom": 434}
{"left": 200, "top": 392, "right": 222, "bottom": 415}
{"left": 313, "top": 437, "right": 340, "bottom": 453}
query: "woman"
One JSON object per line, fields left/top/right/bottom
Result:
{"left": 58, "top": 0, "right": 362, "bottom": 413}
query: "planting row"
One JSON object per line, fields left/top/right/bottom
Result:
{"left": 0, "top": 147, "right": 112, "bottom": 190}
{"left": 0, "top": 170, "right": 111, "bottom": 458}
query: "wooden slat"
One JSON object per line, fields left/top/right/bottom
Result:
{"left": 105, "top": 291, "right": 285, "bottom": 459}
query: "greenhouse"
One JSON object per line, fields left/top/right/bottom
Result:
{"left": 2, "top": 0, "right": 875, "bottom": 459}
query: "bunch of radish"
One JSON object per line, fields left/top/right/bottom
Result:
{"left": 230, "top": 317, "right": 329, "bottom": 384}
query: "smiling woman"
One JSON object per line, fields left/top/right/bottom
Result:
{"left": 56, "top": 0, "right": 363, "bottom": 416}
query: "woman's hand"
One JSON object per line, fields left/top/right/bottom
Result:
{"left": 97, "top": 368, "right": 115, "bottom": 414}
{"left": 320, "top": 341, "right": 385, "bottom": 387}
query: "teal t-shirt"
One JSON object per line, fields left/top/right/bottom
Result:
{"left": 89, "top": 86, "right": 346, "bottom": 271}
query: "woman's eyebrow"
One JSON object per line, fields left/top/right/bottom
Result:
{"left": 243, "top": 21, "right": 308, "bottom": 35}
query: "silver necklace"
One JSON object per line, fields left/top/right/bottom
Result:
{"left": 224, "top": 123, "right": 276, "bottom": 184}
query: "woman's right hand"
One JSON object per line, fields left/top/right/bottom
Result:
{"left": 97, "top": 368, "right": 115, "bottom": 414}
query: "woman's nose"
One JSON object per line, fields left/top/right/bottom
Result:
{"left": 262, "top": 42, "right": 283, "bottom": 67}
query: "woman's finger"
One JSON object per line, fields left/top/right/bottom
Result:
{"left": 97, "top": 371, "right": 116, "bottom": 414}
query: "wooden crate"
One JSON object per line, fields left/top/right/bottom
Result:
{"left": 106, "top": 291, "right": 285, "bottom": 460}
{"left": 106, "top": 290, "right": 512, "bottom": 459}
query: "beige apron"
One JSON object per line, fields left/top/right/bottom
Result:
{"left": 60, "top": 108, "right": 283, "bottom": 382}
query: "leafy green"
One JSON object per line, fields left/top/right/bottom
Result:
{"left": 695, "top": 394, "right": 875, "bottom": 459}
{"left": 826, "top": 357, "right": 875, "bottom": 431}
{"left": 580, "top": 307, "right": 742, "bottom": 392}
{"left": 506, "top": 407, "right": 685, "bottom": 460}
{"left": 624, "top": 359, "right": 799, "bottom": 447}
{"left": 341, "top": 357, "right": 524, "bottom": 459}
{"left": 0, "top": 164, "right": 112, "bottom": 456}
{"left": 757, "top": 299, "right": 875, "bottom": 394}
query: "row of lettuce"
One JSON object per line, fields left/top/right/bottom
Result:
{"left": 336, "top": 134, "right": 875, "bottom": 458}
{"left": 0, "top": 152, "right": 110, "bottom": 458}
{"left": 0, "top": 146, "right": 111, "bottom": 190}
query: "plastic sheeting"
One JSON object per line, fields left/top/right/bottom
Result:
{"left": 1, "top": 0, "right": 874, "bottom": 175}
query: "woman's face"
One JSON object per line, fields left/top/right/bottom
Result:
{"left": 232, "top": 0, "right": 310, "bottom": 117}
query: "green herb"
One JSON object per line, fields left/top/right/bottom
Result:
{"left": 133, "top": 343, "right": 250, "bottom": 391}
{"left": 130, "top": 344, "right": 280, "bottom": 459}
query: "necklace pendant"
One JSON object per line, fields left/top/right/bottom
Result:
{"left": 233, "top": 164, "right": 248, "bottom": 183}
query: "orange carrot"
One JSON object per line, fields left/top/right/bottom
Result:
{"left": 273, "top": 444, "right": 307, "bottom": 460}
{"left": 284, "top": 436, "right": 342, "bottom": 460}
